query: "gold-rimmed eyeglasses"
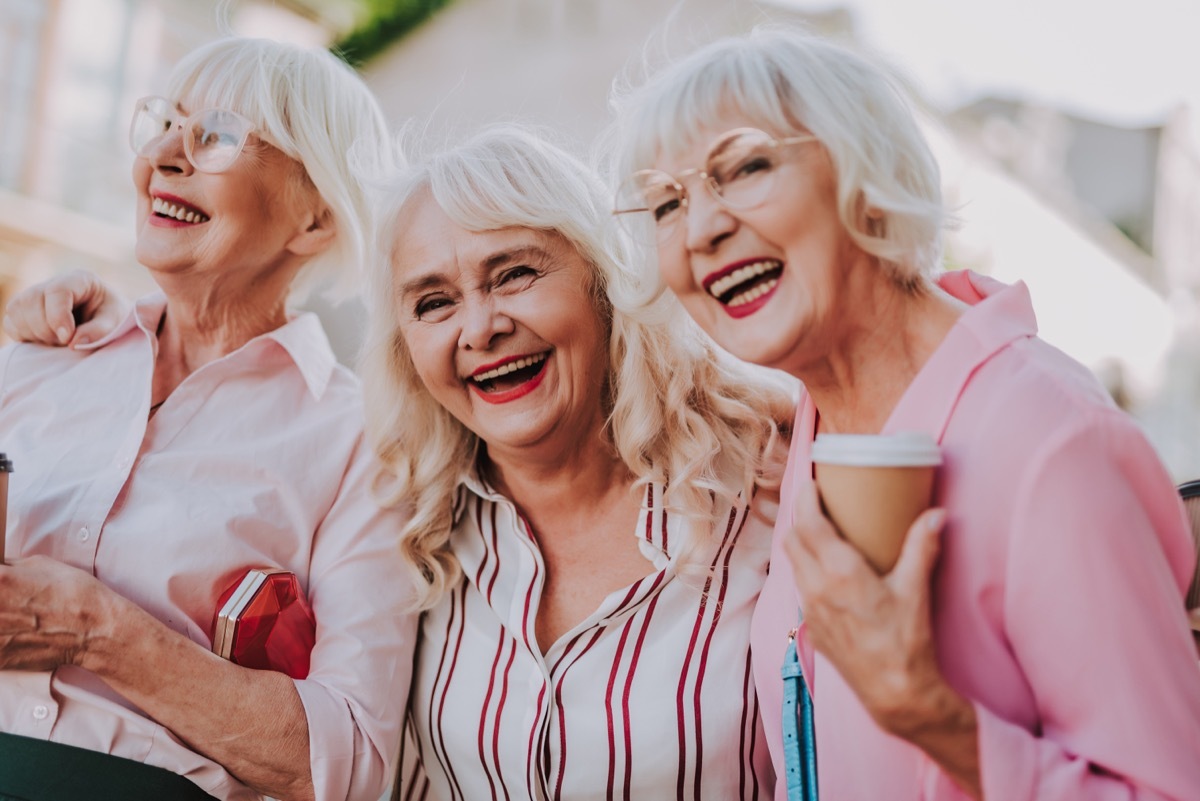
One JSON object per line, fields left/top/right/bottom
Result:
{"left": 613, "top": 127, "right": 817, "bottom": 244}
{"left": 129, "top": 96, "right": 257, "bottom": 174}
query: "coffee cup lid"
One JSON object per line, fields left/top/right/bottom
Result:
{"left": 0, "top": 453, "right": 11, "bottom": 472}
{"left": 811, "top": 432, "right": 941, "bottom": 467}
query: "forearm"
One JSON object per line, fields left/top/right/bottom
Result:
{"left": 82, "top": 591, "right": 314, "bottom": 801}
{"left": 891, "top": 682, "right": 981, "bottom": 800}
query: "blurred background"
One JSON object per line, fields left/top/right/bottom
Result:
{"left": 1, "top": 0, "right": 1197, "bottom": 479}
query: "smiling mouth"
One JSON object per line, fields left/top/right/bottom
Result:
{"left": 704, "top": 259, "right": 783, "bottom": 307}
{"left": 152, "top": 197, "right": 210, "bottom": 224}
{"left": 469, "top": 351, "right": 550, "bottom": 395}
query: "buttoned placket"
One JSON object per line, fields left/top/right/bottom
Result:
{"left": 490, "top": 492, "right": 673, "bottom": 800}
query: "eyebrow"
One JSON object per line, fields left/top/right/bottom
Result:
{"left": 482, "top": 245, "right": 550, "bottom": 271}
{"left": 396, "top": 243, "right": 553, "bottom": 299}
{"left": 396, "top": 271, "right": 451, "bottom": 299}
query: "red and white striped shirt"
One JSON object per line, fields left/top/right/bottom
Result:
{"left": 397, "top": 476, "right": 775, "bottom": 801}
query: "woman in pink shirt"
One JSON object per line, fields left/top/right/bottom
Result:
{"left": 610, "top": 27, "right": 1200, "bottom": 801}
{"left": 0, "top": 38, "right": 413, "bottom": 801}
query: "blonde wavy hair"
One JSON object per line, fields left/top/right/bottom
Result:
{"left": 361, "top": 125, "right": 795, "bottom": 611}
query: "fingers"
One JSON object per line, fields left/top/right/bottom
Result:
{"left": 783, "top": 480, "right": 824, "bottom": 582}
{"left": 888, "top": 508, "right": 946, "bottom": 597}
{"left": 0, "top": 270, "right": 121, "bottom": 348}
{"left": 785, "top": 480, "right": 865, "bottom": 592}
{"left": 43, "top": 285, "right": 79, "bottom": 345}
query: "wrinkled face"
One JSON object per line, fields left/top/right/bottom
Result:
{"left": 132, "top": 97, "right": 319, "bottom": 287}
{"left": 649, "top": 116, "right": 862, "bottom": 376}
{"left": 392, "top": 192, "right": 611, "bottom": 462}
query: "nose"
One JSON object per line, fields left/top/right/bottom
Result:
{"left": 683, "top": 180, "right": 736, "bottom": 253}
{"left": 143, "top": 124, "right": 193, "bottom": 175}
{"left": 458, "top": 292, "right": 514, "bottom": 351}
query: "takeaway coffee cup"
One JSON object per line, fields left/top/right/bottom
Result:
{"left": 0, "top": 453, "right": 11, "bottom": 564}
{"left": 811, "top": 432, "right": 941, "bottom": 574}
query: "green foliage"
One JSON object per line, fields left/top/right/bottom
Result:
{"left": 333, "top": 0, "right": 454, "bottom": 67}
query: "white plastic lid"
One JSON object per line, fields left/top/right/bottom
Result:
{"left": 811, "top": 431, "right": 941, "bottom": 467}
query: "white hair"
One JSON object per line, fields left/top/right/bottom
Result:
{"left": 361, "top": 125, "right": 794, "bottom": 610}
{"left": 167, "top": 37, "right": 393, "bottom": 298}
{"left": 606, "top": 26, "right": 945, "bottom": 290}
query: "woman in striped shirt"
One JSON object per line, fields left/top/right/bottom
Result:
{"left": 360, "top": 125, "right": 794, "bottom": 800}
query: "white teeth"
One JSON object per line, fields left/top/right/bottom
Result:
{"left": 707, "top": 260, "right": 781, "bottom": 299}
{"left": 472, "top": 352, "right": 548, "bottom": 383}
{"left": 152, "top": 197, "right": 209, "bottom": 223}
{"left": 727, "top": 277, "right": 779, "bottom": 307}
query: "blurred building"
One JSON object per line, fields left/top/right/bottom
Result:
{"left": 1, "top": 0, "right": 1196, "bottom": 476}
{"left": 945, "top": 96, "right": 1200, "bottom": 478}
{"left": 0, "top": 0, "right": 336, "bottom": 323}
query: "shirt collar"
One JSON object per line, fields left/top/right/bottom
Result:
{"left": 78, "top": 293, "right": 337, "bottom": 401}
{"left": 882, "top": 269, "right": 1038, "bottom": 441}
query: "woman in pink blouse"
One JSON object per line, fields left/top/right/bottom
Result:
{"left": 609, "top": 26, "right": 1200, "bottom": 801}
{"left": 0, "top": 38, "right": 413, "bottom": 801}
{"left": 359, "top": 126, "right": 792, "bottom": 800}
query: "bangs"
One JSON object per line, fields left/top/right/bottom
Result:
{"left": 622, "top": 43, "right": 805, "bottom": 173}
{"left": 166, "top": 41, "right": 303, "bottom": 160}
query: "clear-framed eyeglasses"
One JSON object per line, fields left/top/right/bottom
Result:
{"left": 129, "top": 96, "right": 257, "bottom": 174}
{"left": 612, "top": 127, "right": 818, "bottom": 244}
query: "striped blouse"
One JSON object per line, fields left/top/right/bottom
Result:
{"left": 397, "top": 475, "right": 776, "bottom": 801}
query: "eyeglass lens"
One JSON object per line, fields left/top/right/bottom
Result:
{"left": 129, "top": 97, "right": 252, "bottom": 173}
{"left": 615, "top": 129, "right": 789, "bottom": 242}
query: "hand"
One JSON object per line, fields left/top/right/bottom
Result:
{"left": 0, "top": 556, "right": 114, "bottom": 672}
{"left": 783, "top": 480, "right": 952, "bottom": 737}
{"left": 2, "top": 270, "right": 128, "bottom": 347}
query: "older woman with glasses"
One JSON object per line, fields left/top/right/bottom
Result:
{"left": 609, "top": 27, "right": 1200, "bottom": 801}
{"left": 0, "top": 37, "right": 413, "bottom": 801}
{"left": 7, "top": 124, "right": 794, "bottom": 798}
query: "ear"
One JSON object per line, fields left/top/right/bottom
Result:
{"left": 286, "top": 206, "right": 336, "bottom": 258}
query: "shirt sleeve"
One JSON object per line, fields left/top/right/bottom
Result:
{"left": 980, "top": 409, "right": 1200, "bottom": 801}
{"left": 293, "top": 434, "right": 417, "bottom": 801}
{"left": 0, "top": 343, "right": 19, "bottom": 400}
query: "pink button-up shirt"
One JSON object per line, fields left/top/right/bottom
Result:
{"left": 0, "top": 295, "right": 415, "bottom": 801}
{"left": 752, "top": 272, "right": 1200, "bottom": 800}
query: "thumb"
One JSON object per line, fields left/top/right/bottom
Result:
{"left": 889, "top": 507, "right": 946, "bottom": 594}
{"left": 69, "top": 277, "right": 126, "bottom": 348}
{"left": 70, "top": 318, "right": 113, "bottom": 348}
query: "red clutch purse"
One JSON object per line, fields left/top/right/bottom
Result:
{"left": 210, "top": 568, "right": 315, "bottom": 679}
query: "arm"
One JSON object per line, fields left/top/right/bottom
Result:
{"left": 977, "top": 416, "right": 1200, "bottom": 800}
{"left": 0, "top": 557, "right": 314, "bottom": 799}
{"left": 0, "top": 438, "right": 417, "bottom": 801}
{"left": 785, "top": 414, "right": 1200, "bottom": 801}
{"left": 783, "top": 483, "right": 983, "bottom": 798}
{"left": 2, "top": 270, "right": 128, "bottom": 347}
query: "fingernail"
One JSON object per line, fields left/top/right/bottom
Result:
{"left": 928, "top": 508, "right": 947, "bottom": 530}
{"left": 56, "top": 327, "right": 70, "bottom": 344}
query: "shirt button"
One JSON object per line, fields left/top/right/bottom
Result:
{"left": 32, "top": 705, "right": 48, "bottom": 720}
{"left": 78, "top": 526, "right": 90, "bottom": 542}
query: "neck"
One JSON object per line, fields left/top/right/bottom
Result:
{"left": 484, "top": 432, "right": 635, "bottom": 527}
{"left": 797, "top": 273, "right": 965, "bottom": 434}
{"left": 151, "top": 281, "right": 292, "bottom": 404}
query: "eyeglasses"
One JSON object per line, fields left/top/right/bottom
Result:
{"left": 613, "top": 127, "right": 817, "bottom": 244}
{"left": 129, "top": 96, "right": 256, "bottom": 174}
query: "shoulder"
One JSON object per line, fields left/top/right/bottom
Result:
{"left": 948, "top": 333, "right": 1123, "bottom": 453}
{"left": 0, "top": 340, "right": 99, "bottom": 400}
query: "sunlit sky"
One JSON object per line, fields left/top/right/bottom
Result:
{"left": 778, "top": 0, "right": 1200, "bottom": 130}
